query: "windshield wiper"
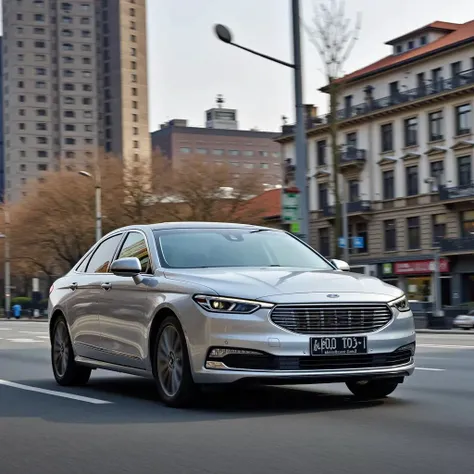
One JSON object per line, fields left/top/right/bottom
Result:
{"left": 249, "top": 229, "right": 271, "bottom": 234}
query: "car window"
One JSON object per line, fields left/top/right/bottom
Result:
{"left": 117, "top": 232, "right": 151, "bottom": 273}
{"left": 85, "top": 234, "right": 123, "bottom": 273}
{"left": 154, "top": 229, "right": 333, "bottom": 270}
{"left": 76, "top": 255, "right": 91, "bottom": 273}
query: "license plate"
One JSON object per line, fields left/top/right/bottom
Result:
{"left": 310, "top": 336, "right": 367, "bottom": 356}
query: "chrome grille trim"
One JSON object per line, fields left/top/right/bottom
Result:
{"left": 269, "top": 303, "right": 393, "bottom": 335}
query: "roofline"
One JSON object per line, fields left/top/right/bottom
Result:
{"left": 385, "top": 25, "right": 458, "bottom": 45}
{"left": 151, "top": 125, "right": 279, "bottom": 139}
{"left": 319, "top": 36, "right": 473, "bottom": 92}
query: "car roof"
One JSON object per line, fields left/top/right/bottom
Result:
{"left": 112, "top": 221, "right": 281, "bottom": 233}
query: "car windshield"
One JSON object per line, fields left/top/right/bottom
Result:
{"left": 154, "top": 228, "right": 333, "bottom": 270}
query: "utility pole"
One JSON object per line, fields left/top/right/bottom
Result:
{"left": 3, "top": 206, "right": 11, "bottom": 318}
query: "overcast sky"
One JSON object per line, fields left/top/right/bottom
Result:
{"left": 1, "top": 0, "right": 473, "bottom": 132}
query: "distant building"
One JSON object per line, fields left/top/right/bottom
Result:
{"left": 151, "top": 98, "right": 283, "bottom": 188}
{"left": 277, "top": 19, "right": 474, "bottom": 305}
{"left": 0, "top": 36, "right": 4, "bottom": 202}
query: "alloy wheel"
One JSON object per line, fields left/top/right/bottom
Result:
{"left": 53, "top": 321, "right": 70, "bottom": 378}
{"left": 157, "top": 325, "right": 184, "bottom": 397}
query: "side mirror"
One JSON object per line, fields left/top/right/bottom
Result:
{"left": 110, "top": 257, "right": 141, "bottom": 277}
{"left": 330, "top": 259, "right": 351, "bottom": 271}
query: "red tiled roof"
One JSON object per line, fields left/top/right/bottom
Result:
{"left": 385, "top": 21, "right": 460, "bottom": 45}
{"left": 241, "top": 189, "right": 281, "bottom": 219}
{"left": 327, "top": 20, "right": 474, "bottom": 87}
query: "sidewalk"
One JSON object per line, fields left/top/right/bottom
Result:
{"left": 0, "top": 317, "right": 48, "bottom": 322}
{"left": 416, "top": 328, "right": 472, "bottom": 335}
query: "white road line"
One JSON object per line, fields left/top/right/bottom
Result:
{"left": 19, "top": 331, "right": 48, "bottom": 335}
{"left": 415, "top": 367, "right": 445, "bottom": 372}
{"left": 6, "top": 338, "right": 41, "bottom": 343}
{"left": 417, "top": 344, "right": 474, "bottom": 349}
{"left": 0, "top": 379, "right": 112, "bottom": 404}
{"left": 37, "top": 336, "right": 50, "bottom": 339}
{"left": 0, "top": 328, "right": 12, "bottom": 331}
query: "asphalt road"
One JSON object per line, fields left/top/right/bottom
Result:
{"left": 1, "top": 320, "right": 473, "bottom": 474}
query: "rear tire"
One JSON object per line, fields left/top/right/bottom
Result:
{"left": 153, "top": 316, "right": 199, "bottom": 408}
{"left": 346, "top": 379, "right": 400, "bottom": 400}
{"left": 51, "top": 317, "right": 91, "bottom": 386}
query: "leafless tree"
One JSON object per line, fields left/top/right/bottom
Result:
{"left": 304, "top": 0, "right": 361, "bottom": 258}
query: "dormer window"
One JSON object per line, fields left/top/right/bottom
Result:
{"left": 420, "top": 35, "right": 427, "bottom": 46}
{"left": 395, "top": 44, "right": 403, "bottom": 54}
{"left": 408, "top": 40, "right": 414, "bottom": 50}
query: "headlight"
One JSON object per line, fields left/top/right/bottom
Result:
{"left": 389, "top": 295, "right": 410, "bottom": 312}
{"left": 193, "top": 295, "right": 274, "bottom": 314}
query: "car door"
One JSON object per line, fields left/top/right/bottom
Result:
{"left": 68, "top": 233, "right": 124, "bottom": 360}
{"left": 96, "top": 230, "right": 154, "bottom": 369}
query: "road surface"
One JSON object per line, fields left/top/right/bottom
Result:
{"left": 1, "top": 320, "right": 473, "bottom": 474}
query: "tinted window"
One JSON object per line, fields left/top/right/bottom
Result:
{"left": 117, "top": 232, "right": 151, "bottom": 273}
{"left": 76, "top": 254, "right": 91, "bottom": 273}
{"left": 85, "top": 234, "right": 122, "bottom": 273}
{"left": 154, "top": 229, "right": 332, "bottom": 270}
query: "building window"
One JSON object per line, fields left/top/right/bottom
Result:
{"left": 384, "top": 220, "right": 397, "bottom": 251}
{"left": 34, "top": 41, "right": 46, "bottom": 48}
{"left": 420, "top": 35, "right": 427, "bottom": 45}
{"left": 406, "top": 165, "right": 419, "bottom": 196}
{"left": 461, "top": 211, "right": 474, "bottom": 237}
{"left": 428, "top": 111, "right": 443, "bottom": 141}
{"left": 430, "top": 160, "right": 444, "bottom": 187}
{"left": 64, "top": 96, "right": 75, "bottom": 104}
{"left": 65, "top": 124, "right": 75, "bottom": 131}
{"left": 352, "top": 222, "right": 368, "bottom": 254}
{"left": 212, "top": 149, "right": 224, "bottom": 155}
{"left": 35, "top": 67, "right": 46, "bottom": 75}
{"left": 380, "top": 123, "right": 393, "bottom": 152}
{"left": 63, "top": 83, "right": 75, "bottom": 91}
{"left": 131, "top": 47, "right": 136, "bottom": 56}
{"left": 132, "top": 87, "right": 137, "bottom": 96}
{"left": 62, "top": 29, "right": 73, "bottom": 37}
{"left": 196, "top": 148, "right": 207, "bottom": 154}
{"left": 179, "top": 147, "right": 191, "bottom": 154}
{"left": 130, "top": 7, "right": 136, "bottom": 16}
{"left": 348, "top": 180, "right": 359, "bottom": 202}
{"left": 35, "top": 54, "right": 46, "bottom": 61}
{"left": 82, "top": 84, "right": 92, "bottom": 91}
{"left": 83, "top": 97, "right": 92, "bottom": 105}
{"left": 404, "top": 117, "right": 418, "bottom": 147}
{"left": 62, "top": 2, "right": 72, "bottom": 11}
{"left": 85, "top": 125, "right": 93, "bottom": 132}
{"left": 243, "top": 151, "right": 254, "bottom": 157}
{"left": 382, "top": 170, "right": 395, "bottom": 199}
{"left": 62, "top": 16, "right": 73, "bottom": 23}
{"left": 319, "top": 228, "right": 330, "bottom": 257}
{"left": 18, "top": 123, "right": 25, "bottom": 130}
{"left": 133, "top": 141, "right": 139, "bottom": 148}
{"left": 130, "top": 21, "right": 136, "bottom": 30}
{"left": 455, "top": 104, "right": 471, "bottom": 136}
{"left": 38, "top": 164, "right": 48, "bottom": 171}
{"left": 131, "top": 35, "right": 136, "bottom": 42}
{"left": 36, "top": 81, "right": 46, "bottom": 89}
{"left": 64, "top": 56, "right": 74, "bottom": 63}
{"left": 37, "top": 137, "right": 48, "bottom": 145}
{"left": 132, "top": 101, "right": 138, "bottom": 109}
{"left": 407, "top": 217, "right": 420, "bottom": 250}
{"left": 316, "top": 139, "right": 326, "bottom": 165}
{"left": 17, "top": 41, "right": 24, "bottom": 48}
{"left": 80, "top": 17, "right": 90, "bottom": 24}
{"left": 260, "top": 163, "right": 269, "bottom": 169}
{"left": 318, "top": 183, "right": 328, "bottom": 209}
{"left": 458, "top": 156, "right": 471, "bottom": 187}
{"left": 36, "top": 123, "right": 47, "bottom": 131}
{"left": 133, "top": 127, "right": 139, "bottom": 135}
{"left": 408, "top": 40, "right": 414, "bottom": 50}
{"left": 83, "top": 111, "right": 93, "bottom": 118}
{"left": 34, "top": 27, "right": 45, "bottom": 34}
{"left": 34, "top": 14, "right": 45, "bottom": 21}
{"left": 65, "top": 138, "right": 76, "bottom": 145}
{"left": 37, "top": 150, "right": 48, "bottom": 158}
{"left": 82, "top": 44, "right": 92, "bottom": 52}
{"left": 82, "top": 57, "right": 92, "bottom": 65}
{"left": 64, "top": 110, "right": 75, "bottom": 118}
{"left": 432, "top": 214, "right": 446, "bottom": 246}
{"left": 36, "top": 95, "right": 47, "bottom": 103}
{"left": 36, "top": 109, "right": 47, "bottom": 116}
{"left": 63, "top": 69, "right": 74, "bottom": 77}
{"left": 63, "top": 43, "right": 74, "bottom": 51}
{"left": 81, "top": 30, "right": 91, "bottom": 38}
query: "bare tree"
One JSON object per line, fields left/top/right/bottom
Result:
{"left": 304, "top": 0, "right": 361, "bottom": 258}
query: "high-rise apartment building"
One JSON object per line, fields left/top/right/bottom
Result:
{"left": 2, "top": 0, "right": 150, "bottom": 202}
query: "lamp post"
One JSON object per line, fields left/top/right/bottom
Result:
{"left": 214, "top": 0, "right": 309, "bottom": 241}
{"left": 424, "top": 176, "right": 444, "bottom": 318}
{"left": 79, "top": 170, "right": 102, "bottom": 242}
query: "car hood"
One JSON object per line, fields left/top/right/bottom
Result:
{"left": 163, "top": 267, "right": 403, "bottom": 303}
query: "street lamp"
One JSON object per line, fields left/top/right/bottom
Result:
{"left": 78, "top": 170, "right": 102, "bottom": 242}
{"left": 214, "top": 0, "right": 309, "bottom": 242}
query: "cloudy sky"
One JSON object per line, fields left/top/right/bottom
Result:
{"left": 149, "top": 0, "right": 474, "bottom": 132}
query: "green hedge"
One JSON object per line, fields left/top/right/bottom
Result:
{"left": 10, "top": 297, "right": 48, "bottom": 310}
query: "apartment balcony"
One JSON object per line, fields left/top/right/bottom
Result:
{"left": 277, "top": 68, "right": 474, "bottom": 141}
{"left": 339, "top": 147, "right": 366, "bottom": 173}
{"left": 439, "top": 183, "right": 474, "bottom": 207}
{"left": 322, "top": 200, "right": 372, "bottom": 218}
{"left": 440, "top": 236, "right": 474, "bottom": 254}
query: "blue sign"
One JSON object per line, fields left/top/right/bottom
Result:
{"left": 338, "top": 237, "right": 346, "bottom": 249}
{"left": 353, "top": 236, "right": 364, "bottom": 249}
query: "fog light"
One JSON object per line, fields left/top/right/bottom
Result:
{"left": 205, "top": 361, "right": 227, "bottom": 369}
{"left": 208, "top": 348, "right": 263, "bottom": 358}
{"left": 395, "top": 342, "right": 416, "bottom": 355}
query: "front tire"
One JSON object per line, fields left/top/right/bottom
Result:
{"left": 346, "top": 379, "right": 400, "bottom": 400}
{"left": 51, "top": 317, "right": 91, "bottom": 386}
{"left": 153, "top": 316, "right": 199, "bottom": 408}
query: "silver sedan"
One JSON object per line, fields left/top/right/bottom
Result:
{"left": 48, "top": 222, "right": 416, "bottom": 407}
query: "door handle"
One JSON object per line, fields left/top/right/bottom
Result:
{"left": 101, "top": 282, "right": 112, "bottom": 291}
{"left": 69, "top": 282, "right": 78, "bottom": 291}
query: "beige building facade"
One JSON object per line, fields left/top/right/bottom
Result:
{"left": 278, "top": 20, "right": 474, "bottom": 306}
{"left": 2, "top": 0, "right": 150, "bottom": 202}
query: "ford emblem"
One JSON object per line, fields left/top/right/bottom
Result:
{"left": 326, "top": 294, "right": 340, "bottom": 298}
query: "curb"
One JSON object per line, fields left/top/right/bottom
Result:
{"left": 0, "top": 318, "right": 48, "bottom": 322}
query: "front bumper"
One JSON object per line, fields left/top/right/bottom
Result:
{"left": 185, "top": 302, "right": 416, "bottom": 385}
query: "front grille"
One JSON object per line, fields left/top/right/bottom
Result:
{"left": 221, "top": 350, "right": 412, "bottom": 371}
{"left": 270, "top": 303, "right": 393, "bottom": 335}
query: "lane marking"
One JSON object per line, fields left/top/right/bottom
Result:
{"left": 418, "top": 344, "right": 474, "bottom": 349}
{"left": 0, "top": 328, "right": 12, "bottom": 331}
{"left": 6, "top": 338, "right": 42, "bottom": 343}
{"left": 37, "top": 336, "right": 50, "bottom": 339}
{"left": 415, "top": 367, "right": 445, "bottom": 372}
{"left": 0, "top": 379, "right": 113, "bottom": 404}
{"left": 19, "top": 331, "right": 49, "bottom": 335}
